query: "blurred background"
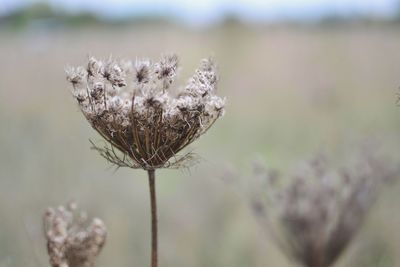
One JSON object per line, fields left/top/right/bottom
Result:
{"left": 1, "top": 0, "right": 400, "bottom": 266}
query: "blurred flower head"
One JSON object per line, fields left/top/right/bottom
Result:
{"left": 43, "top": 202, "right": 107, "bottom": 267}
{"left": 250, "top": 153, "right": 398, "bottom": 267}
{"left": 66, "top": 54, "right": 225, "bottom": 170}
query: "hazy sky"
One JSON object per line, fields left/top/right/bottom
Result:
{"left": 1, "top": 0, "right": 398, "bottom": 24}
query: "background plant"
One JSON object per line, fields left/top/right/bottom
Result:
{"left": 249, "top": 151, "right": 399, "bottom": 267}
{"left": 43, "top": 202, "right": 107, "bottom": 267}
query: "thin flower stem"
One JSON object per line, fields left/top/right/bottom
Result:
{"left": 148, "top": 169, "right": 158, "bottom": 267}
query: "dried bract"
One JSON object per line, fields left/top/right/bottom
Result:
{"left": 251, "top": 154, "right": 398, "bottom": 267}
{"left": 66, "top": 54, "right": 225, "bottom": 170}
{"left": 43, "top": 202, "right": 107, "bottom": 267}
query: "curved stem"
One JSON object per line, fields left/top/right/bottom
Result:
{"left": 148, "top": 169, "right": 158, "bottom": 267}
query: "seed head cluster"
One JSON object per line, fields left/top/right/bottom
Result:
{"left": 251, "top": 154, "right": 398, "bottom": 267}
{"left": 66, "top": 54, "right": 225, "bottom": 170}
{"left": 43, "top": 202, "right": 107, "bottom": 267}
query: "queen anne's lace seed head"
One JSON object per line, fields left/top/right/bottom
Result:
{"left": 67, "top": 54, "right": 225, "bottom": 170}
{"left": 43, "top": 202, "right": 107, "bottom": 267}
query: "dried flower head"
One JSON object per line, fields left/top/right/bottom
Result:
{"left": 250, "top": 153, "right": 398, "bottom": 267}
{"left": 66, "top": 54, "right": 225, "bottom": 170}
{"left": 43, "top": 202, "right": 107, "bottom": 267}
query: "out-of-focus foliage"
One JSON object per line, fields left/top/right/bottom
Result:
{"left": 0, "top": 2, "right": 175, "bottom": 31}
